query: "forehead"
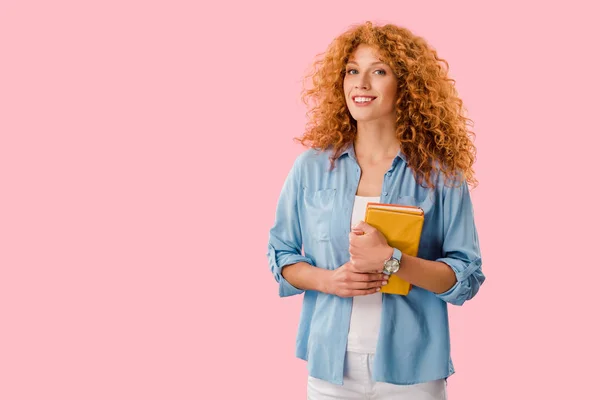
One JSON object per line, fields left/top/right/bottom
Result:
{"left": 347, "top": 44, "right": 383, "bottom": 64}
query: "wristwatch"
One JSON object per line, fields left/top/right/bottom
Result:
{"left": 382, "top": 248, "right": 402, "bottom": 275}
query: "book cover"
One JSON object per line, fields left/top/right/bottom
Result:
{"left": 364, "top": 202, "right": 425, "bottom": 295}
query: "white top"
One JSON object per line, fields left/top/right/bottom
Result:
{"left": 346, "top": 195, "right": 382, "bottom": 354}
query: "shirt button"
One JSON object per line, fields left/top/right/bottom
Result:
{"left": 383, "top": 191, "right": 388, "bottom": 196}
{"left": 386, "top": 172, "right": 391, "bottom": 176}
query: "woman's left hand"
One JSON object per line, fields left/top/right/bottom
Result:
{"left": 349, "top": 221, "right": 393, "bottom": 273}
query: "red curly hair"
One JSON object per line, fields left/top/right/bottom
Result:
{"left": 295, "top": 21, "right": 478, "bottom": 189}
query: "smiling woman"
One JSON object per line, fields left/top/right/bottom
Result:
{"left": 267, "top": 20, "right": 484, "bottom": 400}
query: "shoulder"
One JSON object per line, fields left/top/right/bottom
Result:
{"left": 291, "top": 147, "right": 333, "bottom": 173}
{"left": 428, "top": 160, "right": 468, "bottom": 192}
{"left": 284, "top": 147, "right": 336, "bottom": 191}
{"left": 433, "top": 169, "right": 472, "bottom": 207}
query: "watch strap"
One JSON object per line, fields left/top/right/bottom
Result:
{"left": 392, "top": 247, "right": 403, "bottom": 265}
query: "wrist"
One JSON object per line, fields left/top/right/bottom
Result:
{"left": 317, "top": 268, "right": 333, "bottom": 294}
{"left": 382, "top": 247, "right": 403, "bottom": 275}
{"left": 391, "top": 248, "right": 403, "bottom": 275}
{"left": 382, "top": 245, "right": 394, "bottom": 263}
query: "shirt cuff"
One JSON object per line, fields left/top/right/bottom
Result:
{"left": 435, "top": 257, "right": 483, "bottom": 305}
{"left": 268, "top": 244, "right": 311, "bottom": 297}
{"left": 278, "top": 275, "right": 304, "bottom": 297}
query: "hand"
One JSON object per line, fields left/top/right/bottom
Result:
{"left": 349, "top": 221, "right": 394, "bottom": 273}
{"left": 324, "top": 261, "right": 388, "bottom": 298}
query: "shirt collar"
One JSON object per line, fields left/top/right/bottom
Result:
{"left": 340, "top": 141, "right": 407, "bottom": 165}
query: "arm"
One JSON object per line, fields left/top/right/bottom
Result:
{"left": 407, "top": 179, "right": 485, "bottom": 305}
{"left": 386, "top": 249, "right": 458, "bottom": 294}
{"left": 268, "top": 155, "right": 386, "bottom": 298}
{"left": 266, "top": 157, "right": 314, "bottom": 297}
{"left": 350, "top": 179, "right": 484, "bottom": 305}
{"left": 281, "top": 262, "right": 330, "bottom": 293}
{"left": 350, "top": 228, "right": 458, "bottom": 294}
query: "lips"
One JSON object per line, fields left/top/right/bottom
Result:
{"left": 352, "top": 96, "right": 377, "bottom": 106}
{"left": 352, "top": 95, "right": 377, "bottom": 100}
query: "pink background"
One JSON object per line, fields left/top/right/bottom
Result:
{"left": 1, "top": 0, "right": 598, "bottom": 398}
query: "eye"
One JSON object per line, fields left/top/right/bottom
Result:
{"left": 346, "top": 69, "right": 358, "bottom": 75}
{"left": 374, "top": 69, "right": 386, "bottom": 75}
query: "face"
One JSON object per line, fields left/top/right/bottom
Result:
{"left": 343, "top": 44, "right": 398, "bottom": 123}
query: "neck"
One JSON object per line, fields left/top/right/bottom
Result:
{"left": 354, "top": 117, "right": 400, "bottom": 163}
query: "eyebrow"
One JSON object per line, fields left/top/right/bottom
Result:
{"left": 346, "top": 61, "right": 387, "bottom": 67}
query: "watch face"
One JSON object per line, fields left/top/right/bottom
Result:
{"left": 383, "top": 262, "right": 390, "bottom": 274}
{"left": 384, "top": 258, "right": 400, "bottom": 274}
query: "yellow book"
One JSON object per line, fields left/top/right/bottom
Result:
{"left": 364, "top": 202, "right": 425, "bottom": 295}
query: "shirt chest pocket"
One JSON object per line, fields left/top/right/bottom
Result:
{"left": 302, "top": 188, "right": 336, "bottom": 242}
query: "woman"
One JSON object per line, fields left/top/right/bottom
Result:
{"left": 267, "top": 21, "right": 485, "bottom": 399}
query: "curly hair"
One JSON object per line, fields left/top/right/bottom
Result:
{"left": 295, "top": 21, "right": 478, "bottom": 189}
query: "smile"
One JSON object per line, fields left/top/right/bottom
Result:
{"left": 352, "top": 96, "right": 377, "bottom": 106}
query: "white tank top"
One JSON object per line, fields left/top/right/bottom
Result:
{"left": 346, "top": 195, "right": 382, "bottom": 354}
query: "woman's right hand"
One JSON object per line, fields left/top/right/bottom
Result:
{"left": 324, "top": 261, "right": 388, "bottom": 298}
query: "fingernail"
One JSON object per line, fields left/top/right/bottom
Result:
{"left": 382, "top": 280, "right": 388, "bottom": 286}
{"left": 376, "top": 287, "right": 381, "bottom": 291}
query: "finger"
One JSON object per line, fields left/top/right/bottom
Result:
{"left": 346, "top": 260, "right": 359, "bottom": 271}
{"left": 348, "top": 233, "right": 360, "bottom": 245}
{"left": 348, "top": 261, "right": 373, "bottom": 274}
{"left": 347, "top": 280, "right": 383, "bottom": 290}
{"left": 352, "top": 272, "right": 384, "bottom": 282}
{"left": 353, "top": 221, "right": 376, "bottom": 235}
{"left": 350, "top": 261, "right": 374, "bottom": 274}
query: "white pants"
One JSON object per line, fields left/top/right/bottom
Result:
{"left": 307, "top": 351, "right": 447, "bottom": 399}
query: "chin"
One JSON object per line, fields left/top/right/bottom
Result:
{"left": 350, "top": 113, "right": 378, "bottom": 122}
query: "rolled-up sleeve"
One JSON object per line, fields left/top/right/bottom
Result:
{"left": 267, "top": 157, "right": 313, "bottom": 297}
{"left": 435, "top": 179, "right": 485, "bottom": 306}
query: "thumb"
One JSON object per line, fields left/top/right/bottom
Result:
{"left": 352, "top": 220, "right": 375, "bottom": 233}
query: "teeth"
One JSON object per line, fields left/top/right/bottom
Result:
{"left": 355, "top": 97, "right": 374, "bottom": 103}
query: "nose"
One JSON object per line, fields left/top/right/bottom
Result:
{"left": 355, "top": 75, "right": 370, "bottom": 90}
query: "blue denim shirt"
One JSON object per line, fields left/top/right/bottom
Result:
{"left": 266, "top": 143, "right": 485, "bottom": 385}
